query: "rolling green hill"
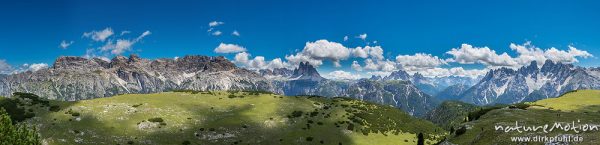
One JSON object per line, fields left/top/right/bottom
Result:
{"left": 445, "top": 90, "right": 600, "bottom": 145}
{"left": 531, "top": 90, "right": 600, "bottom": 112}
{"left": 424, "top": 101, "right": 481, "bottom": 130}
{"left": 4, "top": 91, "right": 445, "bottom": 145}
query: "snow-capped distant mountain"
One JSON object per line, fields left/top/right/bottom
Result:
{"left": 379, "top": 70, "right": 480, "bottom": 96}
{"left": 460, "top": 60, "right": 600, "bottom": 105}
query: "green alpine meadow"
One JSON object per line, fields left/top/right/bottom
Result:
{"left": 2, "top": 91, "right": 445, "bottom": 145}
{"left": 443, "top": 90, "right": 600, "bottom": 145}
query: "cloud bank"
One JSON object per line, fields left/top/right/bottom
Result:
{"left": 231, "top": 40, "right": 592, "bottom": 79}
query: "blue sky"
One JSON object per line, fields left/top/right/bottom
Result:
{"left": 0, "top": 0, "right": 599, "bottom": 78}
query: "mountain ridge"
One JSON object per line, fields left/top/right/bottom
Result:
{"left": 0, "top": 55, "right": 276, "bottom": 101}
{"left": 460, "top": 60, "right": 600, "bottom": 105}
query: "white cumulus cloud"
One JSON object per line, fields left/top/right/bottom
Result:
{"left": 27, "top": 63, "right": 49, "bottom": 72}
{"left": 99, "top": 30, "right": 151, "bottom": 55}
{"left": 395, "top": 53, "right": 447, "bottom": 71}
{"left": 214, "top": 43, "right": 247, "bottom": 53}
{"left": 212, "top": 31, "right": 222, "bottom": 36}
{"left": 351, "top": 61, "right": 362, "bottom": 71}
{"left": 234, "top": 52, "right": 290, "bottom": 70}
{"left": 363, "top": 59, "right": 397, "bottom": 72}
{"left": 356, "top": 33, "right": 367, "bottom": 40}
{"left": 232, "top": 30, "right": 240, "bottom": 36}
{"left": 209, "top": 21, "right": 224, "bottom": 27}
{"left": 83, "top": 27, "right": 114, "bottom": 42}
{"left": 510, "top": 42, "right": 592, "bottom": 66}
{"left": 285, "top": 39, "right": 351, "bottom": 67}
{"left": 325, "top": 70, "right": 362, "bottom": 80}
{"left": 351, "top": 46, "right": 384, "bottom": 60}
{"left": 59, "top": 40, "right": 74, "bottom": 49}
{"left": 445, "top": 42, "right": 593, "bottom": 69}
{"left": 120, "top": 31, "right": 131, "bottom": 36}
{"left": 446, "top": 44, "right": 518, "bottom": 67}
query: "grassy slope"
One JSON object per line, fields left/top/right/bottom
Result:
{"left": 22, "top": 91, "right": 444, "bottom": 145}
{"left": 448, "top": 90, "right": 600, "bottom": 145}
{"left": 424, "top": 101, "right": 480, "bottom": 130}
{"left": 532, "top": 90, "right": 600, "bottom": 112}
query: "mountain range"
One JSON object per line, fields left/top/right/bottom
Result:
{"left": 0, "top": 55, "right": 437, "bottom": 116}
{"left": 460, "top": 60, "right": 600, "bottom": 105}
{"left": 267, "top": 62, "right": 437, "bottom": 116}
{"left": 2, "top": 55, "right": 600, "bottom": 116}
{"left": 372, "top": 70, "right": 481, "bottom": 97}
{"left": 0, "top": 55, "right": 276, "bottom": 101}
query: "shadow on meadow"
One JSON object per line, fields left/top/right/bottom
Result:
{"left": 16, "top": 91, "right": 445, "bottom": 145}
{"left": 32, "top": 92, "right": 355, "bottom": 145}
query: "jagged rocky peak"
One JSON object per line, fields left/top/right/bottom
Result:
{"left": 412, "top": 72, "right": 425, "bottom": 80}
{"left": 384, "top": 70, "right": 411, "bottom": 81}
{"left": 518, "top": 61, "right": 539, "bottom": 74}
{"left": 260, "top": 68, "right": 293, "bottom": 77}
{"left": 291, "top": 62, "right": 324, "bottom": 81}
{"left": 110, "top": 55, "right": 130, "bottom": 68}
{"left": 128, "top": 54, "right": 143, "bottom": 63}
{"left": 484, "top": 67, "right": 515, "bottom": 79}
{"left": 174, "top": 55, "right": 237, "bottom": 72}
{"left": 369, "top": 75, "right": 383, "bottom": 81}
{"left": 540, "top": 59, "right": 574, "bottom": 73}
{"left": 53, "top": 56, "right": 105, "bottom": 70}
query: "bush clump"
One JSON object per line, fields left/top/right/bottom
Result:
{"left": 467, "top": 106, "right": 503, "bottom": 121}
{"left": 49, "top": 105, "right": 60, "bottom": 112}
{"left": 290, "top": 111, "right": 303, "bottom": 118}
{"left": 306, "top": 137, "right": 313, "bottom": 141}
{"left": 182, "top": 141, "right": 191, "bottom": 145}
{"left": 148, "top": 117, "right": 164, "bottom": 123}
{"left": 454, "top": 126, "right": 467, "bottom": 136}
{"left": 509, "top": 103, "right": 530, "bottom": 110}
{"left": 172, "top": 89, "right": 203, "bottom": 94}
{"left": 132, "top": 104, "right": 143, "bottom": 108}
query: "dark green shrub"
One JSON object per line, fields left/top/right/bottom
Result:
{"left": 291, "top": 111, "right": 303, "bottom": 118}
{"left": 306, "top": 137, "right": 313, "bottom": 141}
{"left": 347, "top": 123, "right": 354, "bottom": 131}
{"left": 467, "top": 106, "right": 503, "bottom": 121}
{"left": 182, "top": 141, "right": 191, "bottom": 145}
{"left": 132, "top": 104, "right": 143, "bottom": 108}
{"left": 148, "top": 117, "right": 164, "bottom": 122}
{"left": 509, "top": 103, "right": 530, "bottom": 110}
{"left": 228, "top": 94, "right": 237, "bottom": 98}
{"left": 455, "top": 126, "right": 467, "bottom": 136}
{"left": 49, "top": 105, "right": 60, "bottom": 112}
{"left": 0, "top": 108, "right": 42, "bottom": 144}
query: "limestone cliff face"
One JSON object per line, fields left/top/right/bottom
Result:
{"left": 0, "top": 55, "right": 276, "bottom": 101}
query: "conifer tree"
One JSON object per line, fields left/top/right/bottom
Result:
{"left": 0, "top": 108, "right": 41, "bottom": 145}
